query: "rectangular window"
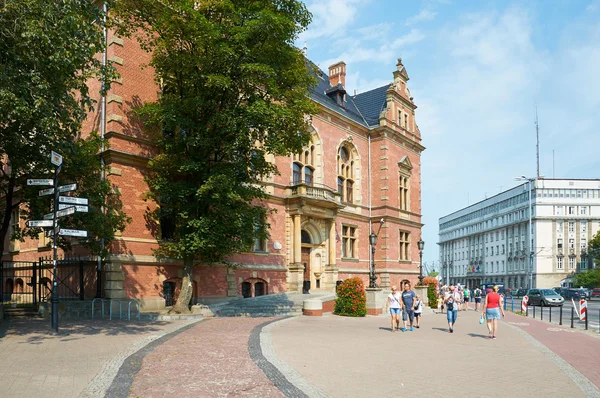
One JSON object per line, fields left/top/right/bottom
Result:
{"left": 568, "top": 222, "right": 575, "bottom": 233}
{"left": 399, "top": 230, "right": 410, "bottom": 261}
{"left": 557, "top": 257, "right": 563, "bottom": 269}
{"left": 399, "top": 176, "right": 410, "bottom": 211}
{"left": 568, "top": 257, "right": 575, "bottom": 269}
{"left": 581, "top": 222, "right": 587, "bottom": 233}
{"left": 342, "top": 225, "right": 357, "bottom": 258}
{"left": 557, "top": 238, "right": 563, "bottom": 250}
{"left": 568, "top": 206, "right": 575, "bottom": 215}
{"left": 569, "top": 238, "right": 575, "bottom": 249}
{"left": 580, "top": 207, "right": 587, "bottom": 216}
{"left": 557, "top": 221, "right": 563, "bottom": 233}
{"left": 251, "top": 219, "right": 266, "bottom": 252}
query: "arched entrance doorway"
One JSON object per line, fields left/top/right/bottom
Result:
{"left": 301, "top": 230, "right": 311, "bottom": 293}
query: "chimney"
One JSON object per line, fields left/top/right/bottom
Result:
{"left": 328, "top": 61, "right": 346, "bottom": 87}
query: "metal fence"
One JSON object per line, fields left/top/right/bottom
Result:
{"left": 0, "top": 257, "right": 100, "bottom": 307}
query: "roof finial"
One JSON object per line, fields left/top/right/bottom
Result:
{"left": 396, "top": 57, "right": 403, "bottom": 70}
{"left": 302, "top": 42, "right": 307, "bottom": 56}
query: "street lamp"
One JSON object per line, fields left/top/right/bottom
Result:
{"left": 368, "top": 218, "right": 385, "bottom": 288}
{"left": 417, "top": 239, "right": 425, "bottom": 285}
{"left": 515, "top": 176, "right": 536, "bottom": 289}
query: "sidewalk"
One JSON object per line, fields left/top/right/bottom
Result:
{"left": 267, "top": 309, "right": 599, "bottom": 397}
{"left": 0, "top": 318, "right": 198, "bottom": 398}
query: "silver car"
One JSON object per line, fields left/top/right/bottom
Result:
{"left": 527, "top": 289, "right": 565, "bottom": 306}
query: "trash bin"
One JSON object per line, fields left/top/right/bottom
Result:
{"left": 303, "top": 280, "right": 311, "bottom": 294}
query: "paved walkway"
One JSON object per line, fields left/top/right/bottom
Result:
{"left": 0, "top": 318, "right": 197, "bottom": 398}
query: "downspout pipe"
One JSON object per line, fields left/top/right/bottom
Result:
{"left": 96, "top": 1, "right": 107, "bottom": 298}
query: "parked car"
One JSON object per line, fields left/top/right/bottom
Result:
{"left": 553, "top": 287, "right": 566, "bottom": 296}
{"left": 575, "top": 288, "right": 591, "bottom": 299}
{"left": 526, "top": 289, "right": 564, "bottom": 306}
{"left": 591, "top": 288, "right": 600, "bottom": 298}
{"left": 514, "top": 288, "right": 528, "bottom": 297}
{"left": 562, "top": 289, "right": 584, "bottom": 300}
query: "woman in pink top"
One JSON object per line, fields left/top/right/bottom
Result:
{"left": 483, "top": 285, "right": 505, "bottom": 339}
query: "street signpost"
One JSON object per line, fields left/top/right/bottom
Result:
{"left": 58, "top": 229, "right": 88, "bottom": 238}
{"left": 27, "top": 220, "right": 54, "bottom": 228}
{"left": 57, "top": 183, "right": 77, "bottom": 193}
{"left": 27, "top": 179, "right": 54, "bottom": 186}
{"left": 59, "top": 196, "right": 88, "bottom": 205}
{"left": 55, "top": 206, "right": 76, "bottom": 218}
{"left": 39, "top": 188, "right": 55, "bottom": 196}
{"left": 50, "top": 151, "right": 63, "bottom": 167}
{"left": 58, "top": 204, "right": 88, "bottom": 212}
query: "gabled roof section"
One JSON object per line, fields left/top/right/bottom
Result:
{"left": 398, "top": 155, "right": 413, "bottom": 170}
{"left": 350, "top": 85, "right": 391, "bottom": 127}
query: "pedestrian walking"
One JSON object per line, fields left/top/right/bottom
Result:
{"left": 482, "top": 285, "right": 505, "bottom": 339}
{"left": 401, "top": 282, "right": 417, "bottom": 331}
{"left": 386, "top": 286, "right": 402, "bottom": 332}
{"left": 436, "top": 294, "right": 443, "bottom": 314}
{"left": 413, "top": 295, "right": 423, "bottom": 328}
{"left": 458, "top": 287, "right": 465, "bottom": 311}
{"left": 463, "top": 287, "right": 470, "bottom": 311}
{"left": 474, "top": 287, "right": 482, "bottom": 311}
{"left": 444, "top": 285, "right": 461, "bottom": 333}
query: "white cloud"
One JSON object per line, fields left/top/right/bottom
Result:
{"left": 299, "top": 0, "right": 368, "bottom": 41}
{"left": 406, "top": 8, "right": 438, "bottom": 26}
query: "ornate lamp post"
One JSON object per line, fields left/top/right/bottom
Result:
{"left": 417, "top": 239, "right": 425, "bottom": 285}
{"left": 368, "top": 219, "right": 385, "bottom": 288}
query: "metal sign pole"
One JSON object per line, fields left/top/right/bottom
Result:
{"left": 51, "top": 163, "right": 60, "bottom": 334}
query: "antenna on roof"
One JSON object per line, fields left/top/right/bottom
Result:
{"left": 535, "top": 105, "right": 540, "bottom": 178}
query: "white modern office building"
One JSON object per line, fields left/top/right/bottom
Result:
{"left": 438, "top": 179, "right": 600, "bottom": 290}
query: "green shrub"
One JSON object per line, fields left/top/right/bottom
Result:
{"left": 427, "top": 283, "right": 437, "bottom": 308}
{"left": 334, "top": 277, "right": 367, "bottom": 317}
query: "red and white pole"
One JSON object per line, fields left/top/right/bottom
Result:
{"left": 579, "top": 299, "right": 587, "bottom": 321}
{"left": 522, "top": 296, "right": 528, "bottom": 313}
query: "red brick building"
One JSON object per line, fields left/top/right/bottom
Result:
{"left": 3, "top": 34, "right": 425, "bottom": 311}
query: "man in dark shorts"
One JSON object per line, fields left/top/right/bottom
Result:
{"left": 474, "top": 287, "right": 482, "bottom": 311}
{"left": 401, "top": 282, "right": 417, "bottom": 331}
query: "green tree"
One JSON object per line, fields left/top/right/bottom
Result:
{"left": 573, "top": 269, "right": 600, "bottom": 289}
{"left": 114, "top": 0, "right": 317, "bottom": 313}
{"left": 0, "top": 0, "right": 128, "bottom": 257}
{"left": 588, "top": 230, "right": 600, "bottom": 268}
{"left": 428, "top": 271, "right": 439, "bottom": 277}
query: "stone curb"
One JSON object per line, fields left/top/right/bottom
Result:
{"left": 250, "top": 317, "right": 328, "bottom": 398}
{"left": 79, "top": 319, "right": 203, "bottom": 398}
{"left": 504, "top": 321, "right": 600, "bottom": 398}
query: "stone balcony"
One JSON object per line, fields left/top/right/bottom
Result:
{"left": 285, "top": 182, "right": 344, "bottom": 211}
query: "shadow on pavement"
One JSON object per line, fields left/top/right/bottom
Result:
{"left": 431, "top": 327, "right": 449, "bottom": 332}
{"left": 0, "top": 318, "right": 172, "bottom": 341}
{"left": 378, "top": 327, "right": 395, "bottom": 332}
{"left": 467, "top": 333, "right": 489, "bottom": 339}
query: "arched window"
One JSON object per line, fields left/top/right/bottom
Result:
{"left": 337, "top": 146, "right": 354, "bottom": 203}
{"left": 292, "top": 145, "right": 315, "bottom": 186}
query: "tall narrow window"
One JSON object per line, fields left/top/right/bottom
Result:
{"left": 399, "top": 231, "right": 410, "bottom": 261}
{"left": 341, "top": 225, "right": 357, "bottom": 258}
{"left": 399, "top": 176, "right": 410, "bottom": 211}
{"left": 292, "top": 144, "right": 315, "bottom": 186}
{"left": 337, "top": 146, "right": 355, "bottom": 203}
{"left": 557, "top": 257, "right": 563, "bottom": 269}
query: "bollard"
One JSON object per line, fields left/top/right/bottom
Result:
{"left": 541, "top": 303, "right": 543, "bottom": 321}
{"left": 511, "top": 296, "right": 514, "bottom": 312}
{"left": 571, "top": 307, "right": 574, "bottom": 329}
{"left": 549, "top": 305, "right": 552, "bottom": 323}
{"left": 585, "top": 309, "right": 588, "bottom": 330}
{"left": 533, "top": 305, "right": 536, "bottom": 319}
{"left": 526, "top": 304, "right": 529, "bottom": 317}
{"left": 559, "top": 305, "right": 562, "bottom": 326}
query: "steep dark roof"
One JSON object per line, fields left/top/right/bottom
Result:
{"left": 308, "top": 64, "right": 390, "bottom": 129}
{"left": 350, "top": 85, "right": 390, "bottom": 127}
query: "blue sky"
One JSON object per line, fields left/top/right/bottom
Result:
{"left": 297, "top": 0, "right": 600, "bottom": 270}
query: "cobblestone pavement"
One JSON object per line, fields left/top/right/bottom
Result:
{"left": 0, "top": 318, "right": 197, "bottom": 398}
{"left": 129, "top": 318, "right": 283, "bottom": 398}
{"left": 268, "top": 309, "right": 600, "bottom": 398}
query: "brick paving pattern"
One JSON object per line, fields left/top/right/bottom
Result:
{"left": 0, "top": 318, "right": 195, "bottom": 398}
{"left": 268, "top": 309, "right": 595, "bottom": 397}
{"left": 129, "top": 318, "right": 283, "bottom": 398}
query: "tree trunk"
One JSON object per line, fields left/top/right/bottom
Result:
{"left": 172, "top": 256, "right": 194, "bottom": 314}
{"left": 0, "top": 176, "right": 16, "bottom": 257}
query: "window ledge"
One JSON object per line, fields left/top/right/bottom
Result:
{"left": 341, "top": 257, "right": 359, "bottom": 263}
{"left": 245, "top": 251, "right": 271, "bottom": 256}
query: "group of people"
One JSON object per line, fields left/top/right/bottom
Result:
{"left": 385, "top": 281, "right": 423, "bottom": 332}
{"left": 387, "top": 281, "right": 505, "bottom": 338}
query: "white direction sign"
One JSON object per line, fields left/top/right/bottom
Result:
{"left": 58, "top": 229, "right": 87, "bottom": 238}
{"left": 50, "top": 151, "right": 63, "bottom": 167}
{"left": 59, "top": 196, "right": 88, "bottom": 205}
{"left": 43, "top": 212, "right": 54, "bottom": 220}
{"left": 39, "top": 188, "right": 55, "bottom": 196}
{"left": 56, "top": 206, "right": 76, "bottom": 218}
{"left": 27, "top": 179, "right": 53, "bottom": 186}
{"left": 57, "top": 183, "right": 77, "bottom": 193}
{"left": 27, "top": 220, "right": 54, "bottom": 228}
{"left": 58, "top": 204, "right": 88, "bottom": 213}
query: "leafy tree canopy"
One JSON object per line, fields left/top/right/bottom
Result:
{"left": 573, "top": 269, "right": 600, "bottom": 289}
{"left": 113, "top": 0, "right": 318, "bottom": 312}
{"left": 589, "top": 230, "right": 600, "bottom": 267}
{"left": 0, "top": 0, "right": 127, "bottom": 257}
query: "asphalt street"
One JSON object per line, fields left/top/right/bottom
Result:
{"left": 505, "top": 297, "right": 600, "bottom": 330}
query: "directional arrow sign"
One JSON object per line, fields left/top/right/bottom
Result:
{"left": 50, "top": 151, "right": 63, "bottom": 167}
{"left": 58, "top": 204, "right": 88, "bottom": 213}
{"left": 57, "top": 183, "right": 77, "bottom": 193}
{"left": 43, "top": 212, "right": 54, "bottom": 220}
{"left": 27, "top": 179, "right": 53, "bottom": 186}
{"left": 58, "top": 229, "right": 87, "bottom": 238}
{"left": 56, "top": 206, "right": 76, "bottom": 218}
{"left": 27, "top": 220, "right": 54, "bottom": 228}
{"left": 39, "top": 188, "right": 55, "bottom": 196}
{"left": 59, "top": 196, "right": 88, "bottom": 205}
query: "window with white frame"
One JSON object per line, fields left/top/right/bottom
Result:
{"left": 580, "top": 207, "right": 587, "bottom": 215}
{"left": 568, "top": 257, "right": 575, "bottom": 269}
{"left": 557, "top": 221, "right": 563, "bottom": 233}
{"left": 569, "top": 238, "right": 575, "bottom": 249}
{"left": 557, "top": 257, "right": 563, "bottom": 269}
{"left": 581, "top": 222, "right": 587, "bottom": 233}
{"left": 568, "top": 206, "right": 575, "bottom": 215}
{"left": 568, "top": 222, "right": 575, "bottom": 233}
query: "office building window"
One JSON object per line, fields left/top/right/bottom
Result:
{"left": 557, "top": 257, "right": 563, "bottom": 269}
{"left": 568, "top": 222, "right": 575, "bottom": 233}
{"left": 568, "top": 257, "right": 575, "bottom": 269}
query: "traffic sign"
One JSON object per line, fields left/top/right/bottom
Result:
{"left": 59, "top": 196, "right": 88, "bottom": 205}
{"left": 27, "top": 220, "right": 54, "bottom": 228}
{"left": 50, "top": 151, "right": 63, "bottom": 167}
{"left": 56, "top": 206, "right": 76, "bottom": 218}
{"left": 57, "top": 183, "right": 77, "bottom": 193}
{"left": 58, "top": 204, "right": 88, "bottom": 213}
{"left": 39, "top": 188, "right": 55, "bottom": 196}
{"left": 58, "top": 229, "right": 87, "bottom": 238}
{"left": 27, "top": 179, "right": 53, "bottom": 186}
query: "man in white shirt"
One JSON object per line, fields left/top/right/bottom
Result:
{"left": 444, "top": 285, "right": 461, "bottom": 333}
